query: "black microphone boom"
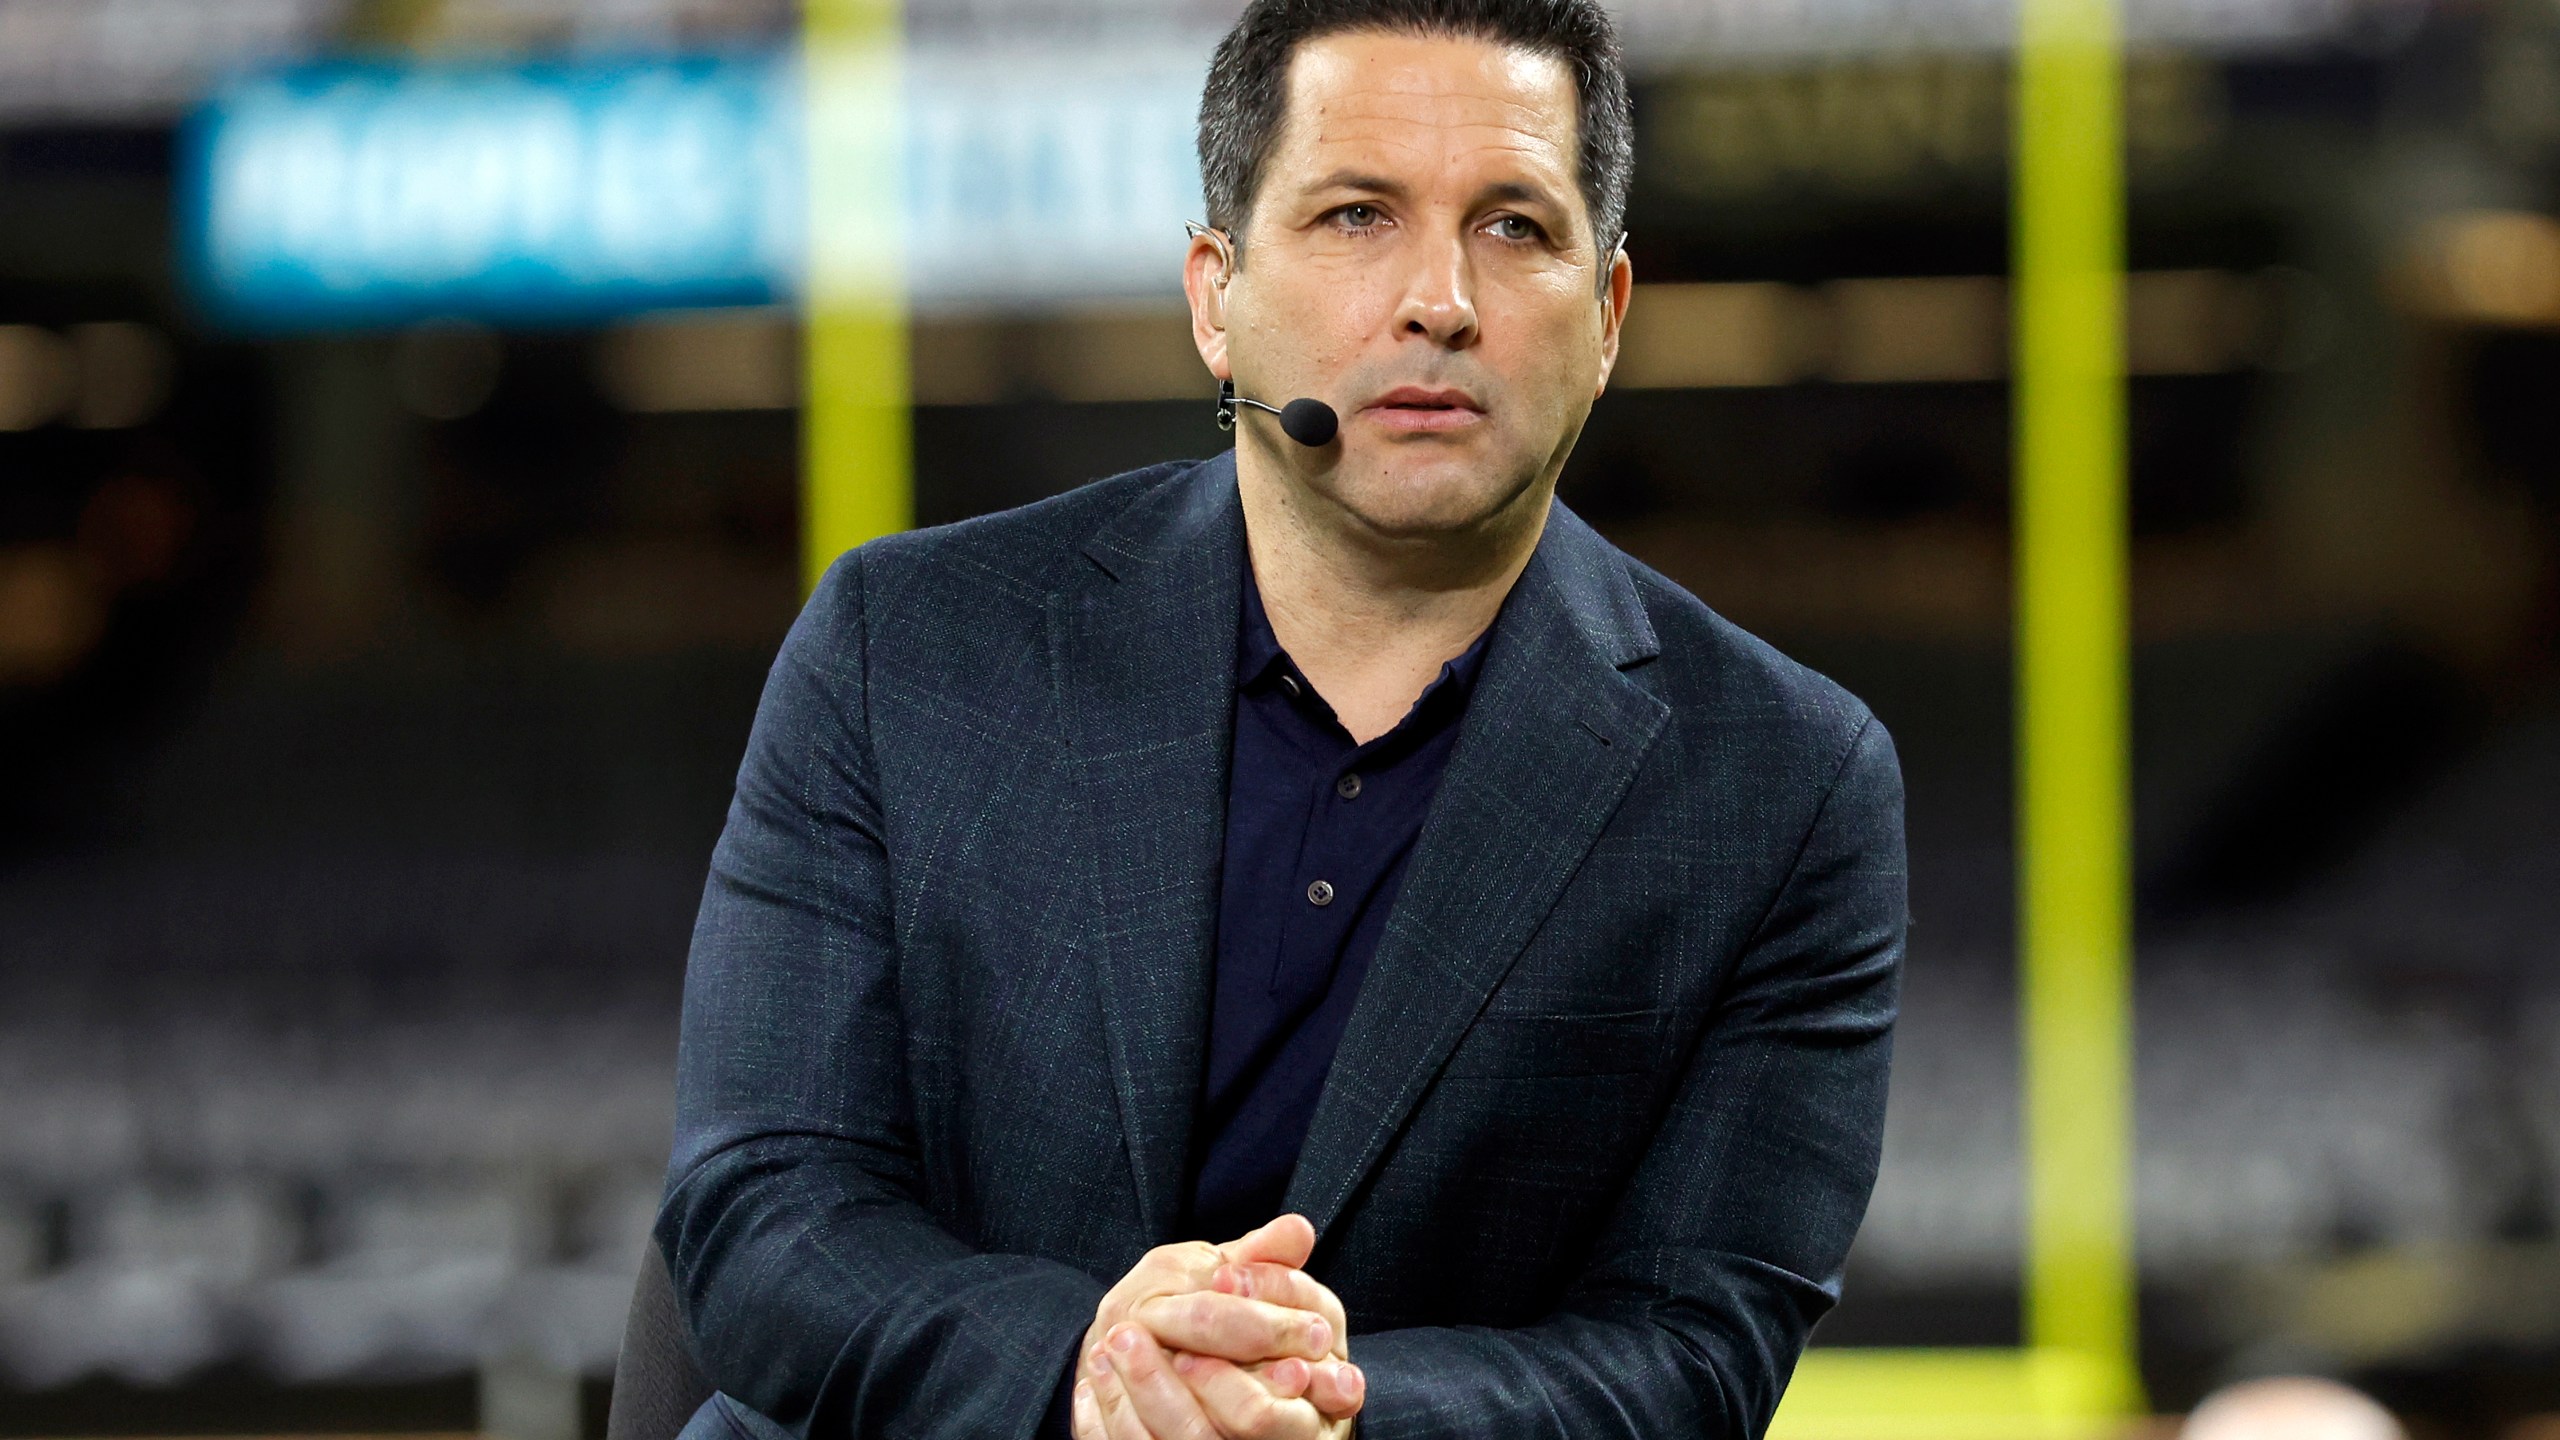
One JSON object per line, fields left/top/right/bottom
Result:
{"left": 1218, "top": 382, "right": 1339, "bottom": 447}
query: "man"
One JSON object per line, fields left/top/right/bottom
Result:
{"left": 657, "top": 1, "right": 1905, "bottom": 1437}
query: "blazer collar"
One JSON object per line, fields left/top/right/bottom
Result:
{"left": 1051, "top": 454, "right": 1245, "bottom": 1241}
{"left": 1052, "top": 453, "right": 1668, "bottom": 1243}
{"left": 1282, "top": 497, "right": 1670, "bottom": 1241}
{"left": 1075, "top": 450, "right": 1243, "bottom": 588}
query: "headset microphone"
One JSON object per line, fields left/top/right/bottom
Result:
{"left": 1216, "top": 381, "right": 1339, "bottom": 448}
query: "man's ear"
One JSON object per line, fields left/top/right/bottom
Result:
{"left": 1593, "top": 241, "right": 1634, "bottom": 398}
{"left": 1184, "top": 230, "right": 1236, "bottom": 383}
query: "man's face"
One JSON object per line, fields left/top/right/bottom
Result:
{"left": 1188, "top": 29, "right": 1632, "bottom": 541}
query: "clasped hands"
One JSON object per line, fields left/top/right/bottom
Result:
{"left": 1072, "top": 1214, "right": 1364, "bottom": 1440}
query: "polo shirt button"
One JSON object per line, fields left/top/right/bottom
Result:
{"left": 1336, "top": 773, "right": 1362, "bottom": 800}
{"left": 1306, "top": 879, "right": 1335, "bottom": 907}
{"left": 1278, "top": 674, "right": 1303, "bottom": 699}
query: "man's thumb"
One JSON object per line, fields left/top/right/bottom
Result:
{"left": 1221, "top": 1212, "right": 1317, "bottom": 1268}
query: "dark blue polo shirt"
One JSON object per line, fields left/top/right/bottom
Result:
{"left": 1183, "top": 561, "right": 1493, "bottom": 1242}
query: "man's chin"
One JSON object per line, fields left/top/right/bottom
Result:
{"left": 1328, "top": 482, "right": 1532, "bottom": 544}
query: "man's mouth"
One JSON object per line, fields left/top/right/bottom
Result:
{"left": 1362, "top": 385, "right": 1486, "bottom": 433}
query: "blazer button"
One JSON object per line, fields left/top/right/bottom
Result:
{"left": 1306, "top": 879, "right": 1335, "bottom": 907}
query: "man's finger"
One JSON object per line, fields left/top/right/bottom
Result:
{"left": 1245, "top": 1356, "right": 1312, "bottom": 1401}
{"left": 1217, "top": 1213, "right": 1316, "bottom": 1271}
{"left": 1104, "top": 1326, "right": 1220, "bottom": 1440}
{"left": 1132, "top": 1290, "right": 1333, "bottom": 1363}
{"left": 1072, "top": 1379, "right": 1108, "bottom": 1440}
{"left": 1082, "top": 1240, "right": 1234, "bottom": 1396}
{"left": 1180, "top": 1353, "right": 1327, "bottom": 1439}
{"left": 1213, "top": 1262, "right": 1348, "bottom": 1352}
{"left": 1107, "top": 1241, "right": 1226, "bottom": 1316}
{"left": 1298, "top": 1359, "right": 1366, "bottom": 1419}
{"left": 1087, "top": 1363, "right": 1161, "bottom": 1440}
{"left": 1237, "top": 1358, "right": 1362, "bottom": 1420}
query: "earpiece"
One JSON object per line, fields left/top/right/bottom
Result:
{"left": 1185, "top": 220, "right": 1235, "bottom": 290}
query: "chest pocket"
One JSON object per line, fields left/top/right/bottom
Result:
{"left": 1438, "top": 1007, "right": 1669, "bottom": 1079}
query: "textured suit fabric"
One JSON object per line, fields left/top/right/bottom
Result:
{"left": 657, "top": 450, "right": 1906, "bottom": 1440}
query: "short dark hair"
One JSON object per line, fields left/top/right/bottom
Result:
{"left": 1197, "top": 0, "right": 1633, "bottom": 263}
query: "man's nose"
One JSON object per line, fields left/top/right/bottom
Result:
{"left": 1392, "top": 233, "right": 1479, "bottom": 348}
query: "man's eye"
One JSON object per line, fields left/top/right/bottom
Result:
{"left": 1335, "top": 204, "right": 1382, "bottom": 228}
{"left": 1487, "top": 215, "right": 1541, "bottom": 243}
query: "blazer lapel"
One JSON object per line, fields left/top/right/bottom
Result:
{"left": 1049, "top": 456, "right": 1243, "bottom": 1242}
{"left": 1284, "top": 505, "right": 1671, "bottom": 1238}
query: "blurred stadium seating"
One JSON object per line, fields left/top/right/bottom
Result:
{"left": 0, "top": 639, "right": 2553, "bottom": 1390}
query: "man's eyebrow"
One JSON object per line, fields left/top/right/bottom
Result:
{"left": 1296, "top": 169, "right": 1410, "bottom": 198}
{"left": 1477, "top": 178, "right": 1566, "bottom": 212}
{"left": 1477, "top": 178, "right": 1585, "bottom": 248}
{"left": 1295, "top": 172, "right": 1573, "bottom": 217}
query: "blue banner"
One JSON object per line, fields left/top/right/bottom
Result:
{"left": 180, "top": 50, "right": 1209, "bottom": 329}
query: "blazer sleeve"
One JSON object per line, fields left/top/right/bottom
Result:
{"left": 654, "top": 549, "right": 1105, "bottom": 1440}
{"left": 1349, "top": 713, "right": 1907, "bottom": 1440}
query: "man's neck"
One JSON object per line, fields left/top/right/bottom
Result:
{"left": 1236, "top": 445, "right": 1549, "bottom": 745}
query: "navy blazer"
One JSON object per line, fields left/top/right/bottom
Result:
{"left": 658, "top": 451, "right": 1906, "bottom": 1440}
